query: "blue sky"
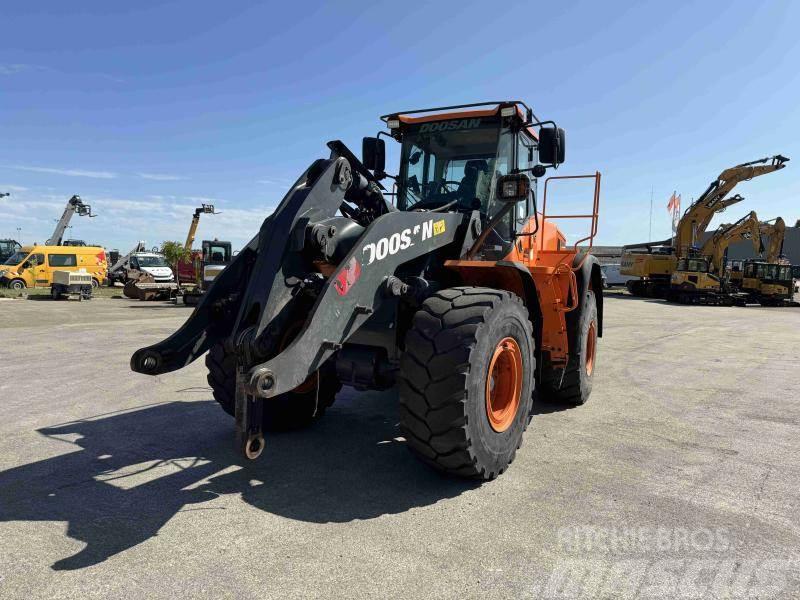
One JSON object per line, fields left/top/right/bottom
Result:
{"left": 1, "top": 0, "right": 799, "bottom": 250}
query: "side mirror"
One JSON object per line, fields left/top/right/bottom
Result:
{"left": 362, "top": 137, "right": 386, "bottom": 173}
{"left": 538, "top": 127, "right": 566, "bottom": 165}
{"left": 21, "top": 261, "right": 30, "bottom": 270}
{"left": 496, "top": 173, "right": 531, "bottom": 204}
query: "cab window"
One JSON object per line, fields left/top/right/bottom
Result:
{"left": 49, "top": 253, "right": 77, "bottom": 267}
{"left": 205, "top": 244, "right": 229, "bottom": 263}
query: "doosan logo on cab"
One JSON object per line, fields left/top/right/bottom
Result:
{"left": 418, "top": 119, "right": 481, "bottom": 133}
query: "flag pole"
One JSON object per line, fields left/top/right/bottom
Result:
{"left": 649, "top": 187, "right": 653, "bottom": 242}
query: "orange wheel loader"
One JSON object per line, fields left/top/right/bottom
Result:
{"left": 131, "top": 101, "right": 603, "bottom": 480}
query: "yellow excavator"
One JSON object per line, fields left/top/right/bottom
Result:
{"left": 741, "top": 217, "right": 796, "bottom": 305}
{"left": 667, "top": 211, "right": 763, "bottom": 304}
{"left": 621, "top": 155, "right": 788, "bottom": 297}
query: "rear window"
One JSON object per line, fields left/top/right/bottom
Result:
{"left": 49, "top": 254, "right": 77, "bottom": 267}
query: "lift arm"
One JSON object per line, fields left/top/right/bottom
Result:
{"left": 674, "top": 155, "right": 787, "bottom": 257}
{"left": 46, "top": 195, "right": 94, "bottom": 246}
{"left": 184, "top": 204, "right": 216, "bottom": 251}
{"left": 700, "top": 211, "right": 763, "bottom": 274}
{"left": 109, "top": 241, "right": 148, "bottom": 274}
{"left": 759, "top": 217, "right": 786, "bottom": 263}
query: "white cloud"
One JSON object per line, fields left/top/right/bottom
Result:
{"left": 258, "top": 177, "right": 294, "bottom": 186}
{"left": 2, "top": 165, "right": 117, "bottom": 179}
{"left": 138, "top": 173, "right": 187, "bottom": 181}
{"left": 1, "top": 188, "right": 275, "bottom": 250}
{"left": 0, "top": 184, "right": 28, "bottom": 192}
{"left": 184, "top": 196, "right": 219, "bottom": 204}
{"left": 0, "top": 63, "right": 38, "bottom": 75}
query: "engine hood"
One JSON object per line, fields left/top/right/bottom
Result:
{"left": 141, "top": 266, "right": 174, "bottom": 279}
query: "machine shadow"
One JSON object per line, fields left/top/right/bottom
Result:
{"left": 0, "top": 394, "right": 477, "bottom": 571}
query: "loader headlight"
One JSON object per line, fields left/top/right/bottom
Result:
{"left": 387, "top": 119, "right": 400, "bottom": 129}
{"left": 500, "top": 106, "right": 517, "bottom": 117}
{"left": 496, "top": 173, "right": 530, "bottom": 202}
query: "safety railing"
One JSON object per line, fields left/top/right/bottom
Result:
{"left": 539, "top": 172, "right": 602, "bottom": 313}
{"left": 539, "top": 172, "right": 601, "bottom": 255}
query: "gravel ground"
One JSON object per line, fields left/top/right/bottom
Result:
{"left": 0, "top": 292, "right": 798, "bottom": 599}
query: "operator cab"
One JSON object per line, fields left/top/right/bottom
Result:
{"left": 363, "top": 102, "right": 565, "bottom": 259}
{"left": 743, "top": 261, "right": 792, "bottom": 285}
{"left": 676, "top": 256, "right": 717, "bottom": 279}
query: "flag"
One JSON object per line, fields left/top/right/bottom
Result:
{"left": 666, "top": 191, "right": 679, "bottom": 214}
{"left": 668, "top": 192, "right": 681, "bottom": 235}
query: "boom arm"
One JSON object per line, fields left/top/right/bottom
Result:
{"left": 46, "top": 195, "right": 94, "bottom": 246}
{"left": 184, "top": 204, "right": 216, "bottom": 250}
{"left": 700, "top": 211, "right": 762, "bottom": 273}
{"left": 109, "top": 241, "right": 147, "bottom": 273}
{"left": 675, "top": 155, "right": 787, "bottom": 256}
{"left": 760, "top": 217, "right": 786, "bottom": 263}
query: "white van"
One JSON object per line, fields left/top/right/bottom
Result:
{"left": 600, "top": 263, "right": 637, "bottom": 287}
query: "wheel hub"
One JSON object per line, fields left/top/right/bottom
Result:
{"left": 485, "top": 337, "right": 523, "bottom": 432}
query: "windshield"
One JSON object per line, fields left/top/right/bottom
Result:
{"left": 3, "top": 251, "right": 28, "bottom": 266}
{"left": 137, "top": 255, "right": 169, "bottom": 268}
{"left": 397, "top": 120, "right": 513, "bottom": 217}
{"left": 677, "top": 258, "right": 708, "bottom": 272}
{"left": 744, "top": 262, "right": 791, "bottom": 281}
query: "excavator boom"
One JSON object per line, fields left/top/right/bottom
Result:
{"left": 700, "top": 211, "right": 762, "bottom": 274}
{"left": 674, "top": 155, "right": 787, "bottom": 256}
{"left": 760, "top": 217, "right": 786, "bottom": 263}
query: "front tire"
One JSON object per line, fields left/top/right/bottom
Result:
{"left": 398, "top": 287, "right": 534, "bottom": 480}
{"left": 8, "top": 279, "right": 26, "bottom": 291}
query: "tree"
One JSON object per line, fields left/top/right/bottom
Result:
{"left": 160, "top": 241, "right": 191, "bottom": 289}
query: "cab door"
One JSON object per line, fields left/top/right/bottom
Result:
{"left": 31, "top": 253, "right": 48, "bottom": 287}
{"left": 515, "top": 134, "right": 536, "bottom": 262}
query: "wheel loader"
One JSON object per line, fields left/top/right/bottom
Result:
{"left": 131, "top": 101, "right": 604, "bottom": 480}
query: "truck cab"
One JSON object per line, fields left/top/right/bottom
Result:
{"left": 0, "top": 239, "right": 21, "bottom": 264}
{"left": 200, "top": 240, "right": 232, "bottom": 290}
{"left": 128, "top": 253, "right": 175, "bottom": 283}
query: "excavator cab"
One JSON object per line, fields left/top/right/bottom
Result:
{"left": 742, "top": 260, "right": 794, "bottom": 305}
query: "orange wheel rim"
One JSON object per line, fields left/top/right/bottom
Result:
{"left": 485, "top": 337, "right": 523, "bottom": 433}
{"left": 585, "top": 321, "right": 597, "bottom": 376}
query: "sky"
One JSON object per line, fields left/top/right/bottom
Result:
{"left": 1, "top": 0, "right": 799, "bottom": 250}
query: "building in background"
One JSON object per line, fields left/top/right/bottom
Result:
{"left": 702, "top": 225, "right": 800, "bottom": 264}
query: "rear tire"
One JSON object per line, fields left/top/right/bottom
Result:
{"left": 541, "top": 289, "right": 598, "bottom": 405}
{"left": 205, "top": 342, "right": 341, "bottom": 431}
{"left": 398, "top": 287, "right": 534, "bottom": 480}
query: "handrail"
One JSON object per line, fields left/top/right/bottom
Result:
{"left": 540, "top": 172, "right": 601, "bottom": 253}
{"left": 540, "top": 171, "right": 600, "bottom": 312}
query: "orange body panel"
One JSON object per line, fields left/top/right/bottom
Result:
{"left": 444, "top": 173, "right": 601, "bottom": 368}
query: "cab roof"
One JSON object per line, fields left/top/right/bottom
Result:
{"left": 381, "top": 101, "right": 539, "bottom": 140}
